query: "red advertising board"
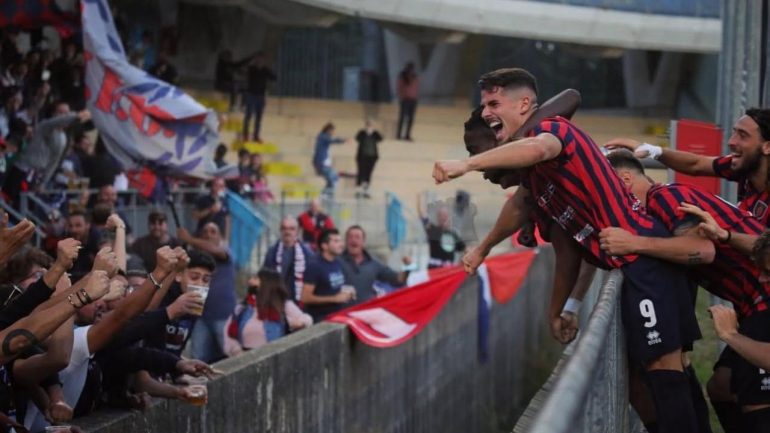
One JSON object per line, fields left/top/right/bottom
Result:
{"left": 672, "top": 119, "right": 723, "bottom": 195}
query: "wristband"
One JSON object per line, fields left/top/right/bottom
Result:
{"left": 80, "top": 288, "right": 93, "bottom": 304}
{"left": 74, "top": 291, "right": 87, "bottom": 306}
{"left": 637, "top": 143, "right": 663, "bottom": 160}
{"left": 149, "top": 272, "right": 163, "bottom": 290}
{"left": 562, "top": 297, "right": 582, "bottom": 315}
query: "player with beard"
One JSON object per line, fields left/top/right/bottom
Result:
{"left": 436, "top": 68, "right": 710, "bottom": 433}
{"left": 605, "top": 108, "right": 770, "bottom": 225}
{"left": 605, "top": 108, "right": 770, "bottom": 432}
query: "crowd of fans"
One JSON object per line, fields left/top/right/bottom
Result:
{"left": 0, "top": 19, "right": 480, "bottom": 431}
{"left": 0, "top": 211, "right": 220, "bottom": 433}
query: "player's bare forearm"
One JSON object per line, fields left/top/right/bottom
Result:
{"left": 569, "top": 262, "right": 597, "bottom": 302}
{"left": 658, "top": 149, "right": 717, "bottom": 176}
{"left": 725, "top": 232, "right": 759, "bottom": 256}
{"left": 467, "top": 134, "right": 561, "bottom": 172}
{"left": 635, "top": 235, "right": 715, "bottom": 265}
{"left": 721, "top": 332, "right": 770, "bottom": 371}
{"left": 548, "top": 226, "right": 581, "bottom": 318}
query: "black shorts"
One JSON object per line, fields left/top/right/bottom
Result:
{"left": 727, "top": 309, "right": 770, "bottom": 406}
{"left": 620, "top": 254, "right": 702, "bottom": 365}
{"left": 714, "top": 346, "right": 739, "bottom": 371}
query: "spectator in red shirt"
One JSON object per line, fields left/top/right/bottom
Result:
{"left": 396, "top": 62, "right": 419, "bottom": 141}
{"left": 297, "top": 198, "right": 335, "bottom": 249}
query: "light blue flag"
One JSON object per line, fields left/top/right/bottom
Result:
{"left": 226, "top": 191, "right": 264, "bottom": 269}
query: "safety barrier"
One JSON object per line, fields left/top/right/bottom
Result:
{"left": 515, "top": 270, "right": 637, "bottom": 433}
{"left": 75, "top": 248, "right": 564, "bottom": 433}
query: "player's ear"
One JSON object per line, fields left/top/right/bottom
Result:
{"left": 618, "top": 170, "right": 633, "bottom": 187}
{"left": 518, "top": 95, "right": 534, "bottom": 115}
{"left": 761, "top": 140, "right": 770, "bottom": 156}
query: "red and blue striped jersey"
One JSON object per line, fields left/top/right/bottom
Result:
{"left": 522, "top": 117, "right": 656, "bottom": 269}
{"left": 646, "top": 183, "right": 769, "bottom": 317}
{"left": 713, "top": 155, "right": 770, "bottom": 226}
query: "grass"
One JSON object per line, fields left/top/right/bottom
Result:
{"left": 689, "top": 291, "right": 726, "bottom": 433}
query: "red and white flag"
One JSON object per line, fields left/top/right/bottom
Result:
{"left": 327, "top": 269, "right": 466, "bottom": 347}
{"left": 328, "top": 250, "right": 538, "bottom": 347}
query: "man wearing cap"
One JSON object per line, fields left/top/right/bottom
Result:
{"left": 130, "top": 211, "right": 183, "bottom": 271}
{"left": 125, "top": 255, "right": 148, "bottom": 290}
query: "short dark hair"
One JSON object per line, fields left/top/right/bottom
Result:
{"left": 91, "top": 203, "right": 113, "bottom": 225}
{"left": 464, "top": 105, "right": 496, "bottom": 156}
{"left": 215, "top": 143, "right": 228, "bottom": 158}
{"left": 187, "top": 249, "right": 217, "bottom": 272}
{"left": 321, "top": 122, "right": 335, "bottom": 134}
{"left": 0, "top": 246, "right": 53, "bottom": 285}
{"left": 478, "top": 68, "right": 538, "bottom": 96}
{"left": 745, "top": 108, "right": 770, "bottom": 141}
{"left": 148, "top": 210, "right": 166, "bottom": 224}
{"left": 317, "top": 228, "right": 340, "bottom": 250}
{"left": 607, "top": 149, "right": 645, "bottom": 174}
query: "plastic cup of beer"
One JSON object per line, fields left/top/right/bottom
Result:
{"left": 45, "top": 426, "right": 72, "bottom": 433}
{"left": 341, "top": 285, "right": 356, "bottom": 301}
{"left": 187, "top": 285, "right": 209, "bottom": 316}
{"left": 186, "top": 384, "right": 207, "bottom": 406}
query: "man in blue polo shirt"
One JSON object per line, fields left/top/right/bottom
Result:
{"left": 301, "top": 228, "right": 355, "bottom": 322}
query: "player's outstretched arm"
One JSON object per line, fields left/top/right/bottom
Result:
{"left": 433, "top": 133, "right": 562, "bottom": 184}
{"left": 548, "top": 226, "right": 582, "bottom": 344}
{"left": 605, "top": 138, "right": 717, "bottom": 176}
{"left": 598, "top": 226, "right": 715, "bottom": 265}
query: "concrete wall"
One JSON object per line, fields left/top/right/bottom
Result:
{"left": 76, "top": 248, "right": 561, "bottom": 433}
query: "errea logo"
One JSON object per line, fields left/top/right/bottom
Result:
{"left": 761, "top": 377, "right": 770, "bottom": 391}
{"left": 646, "top": 330, "right": 662, "bottom": 346}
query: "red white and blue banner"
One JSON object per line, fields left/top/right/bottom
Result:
{"left": 327, "top": 250, "right": 538, "bottom": 348}
{"left": 82, "top": 0, "right": 226, "bottom": 179}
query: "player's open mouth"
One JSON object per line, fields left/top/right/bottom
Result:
{"left": 488, "top": 120, "right": 504, "bottom": 140}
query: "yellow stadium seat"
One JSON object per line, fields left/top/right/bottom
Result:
{"left": 264, "top": 161, "right": 302, "bottom": 176}
{"left": 198, "top": 97, "right": 228, "bottom": 113}
{"left": 242, "top": 142, "right": 280, "bottom": 155}
{"left": 281, "top": 182, "right": 319, "bottom": 199}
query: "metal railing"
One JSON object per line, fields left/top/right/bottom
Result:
{"left": 19, "top": 187, "right": 207, "bottom": 239}
{"left": 525, "top": 270, "right": 631, "bottom": 433}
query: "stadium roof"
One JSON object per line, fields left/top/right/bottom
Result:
{"left": 290, "top": 0, "right": 721, "bottom": 53}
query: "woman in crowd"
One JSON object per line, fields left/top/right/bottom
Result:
{"left": 224, "top": 268, "right": 311, "bottom": 356}
{"left": 354, "top": 119, "right": 383, "bottom": 199}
